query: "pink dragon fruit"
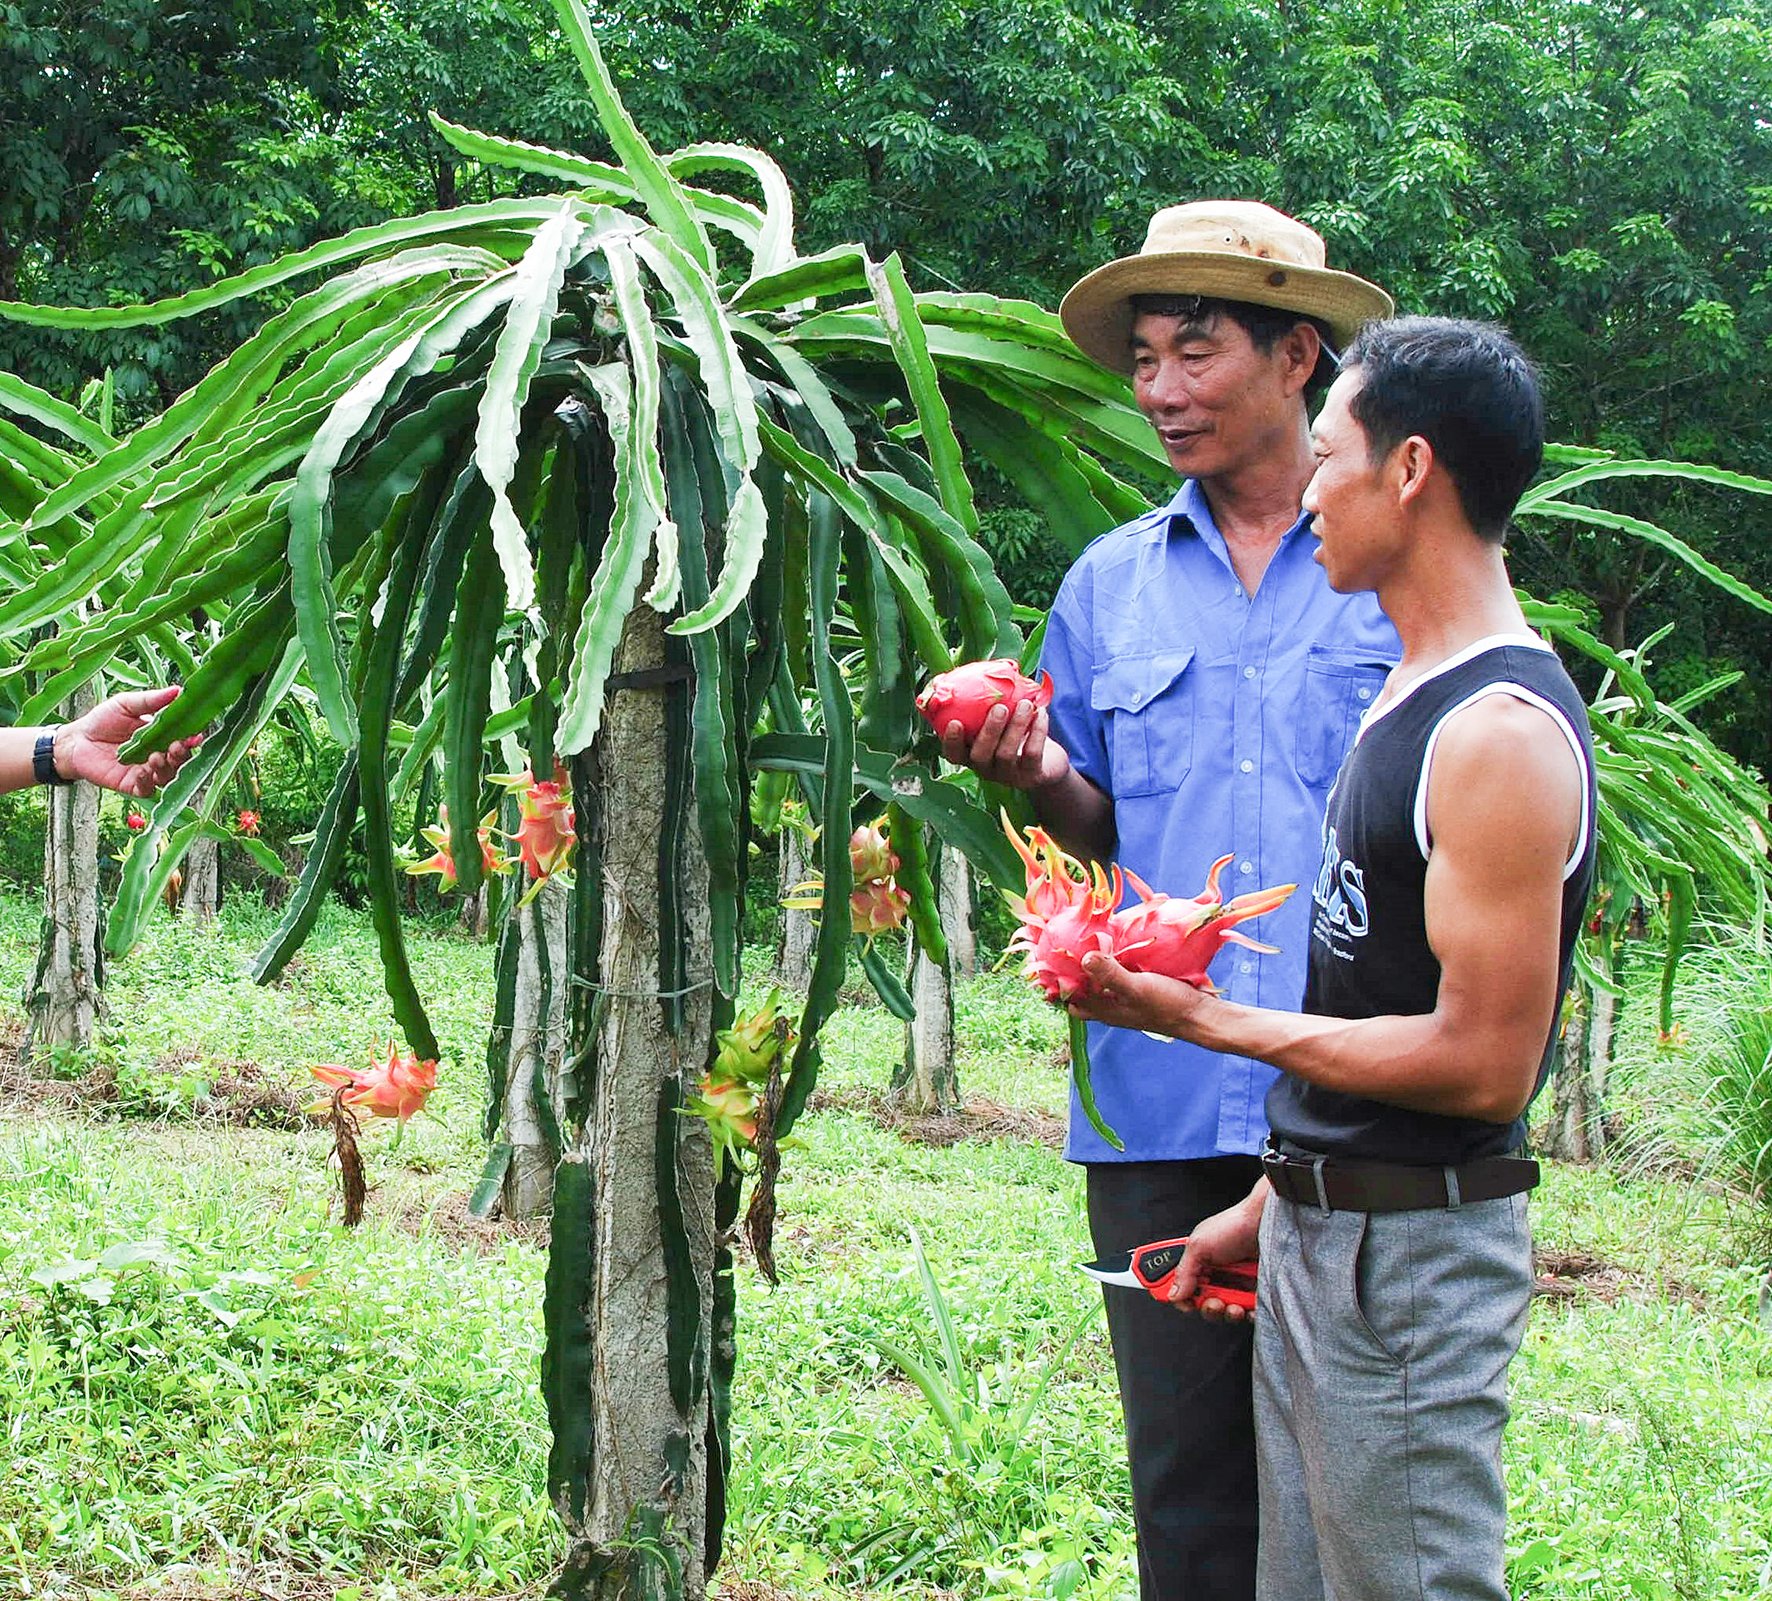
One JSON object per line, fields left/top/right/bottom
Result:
{"left": 916, "top": 658, "right": 1054, "bottom": 745}
{"left": 1005, "top": 819, "right": 1085, "bottom": 930}
{"left": 850, "top": 877, "right": 911, "bottom": 937}
{"left": 1002, "top": 815, "right": 1123, "bottom": 1002}
{"left": 1016, "top": 879, "right": 1124, "bottom": 1002}
{"left": 1110, "top": 855, "right": 1295, "bottom": 992}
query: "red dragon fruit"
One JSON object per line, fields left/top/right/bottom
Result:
{"left": 1109, "top": 855, "right": 1296, "bottom": 992}
{"left": 781, "top": 815, "right": 910, "bottom": 942}
{"left": 1001, "top": 815, "right": 1132, "bottom": 1151}
{"left": 916, "top": 658, "right": 1054, "bottom": 744}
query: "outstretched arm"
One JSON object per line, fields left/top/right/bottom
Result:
{"left": 0, "top": 687, "right": 203, "bottom": 799}
{"left": 1073, "top": 695, "right": 1584, "bottom": 1124}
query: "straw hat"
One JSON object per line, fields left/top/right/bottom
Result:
{"left": 1060, "top": 200, "right": 1393, "bottom": 374}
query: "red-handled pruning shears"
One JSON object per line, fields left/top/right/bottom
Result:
{"left": 1080, "top": 1237, "right": 1259, "bottom": 1312}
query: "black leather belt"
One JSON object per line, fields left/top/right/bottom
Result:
{"left": 1261, "top": 1149, "right": 1540, "bottom": 1213}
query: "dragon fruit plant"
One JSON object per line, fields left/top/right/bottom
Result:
{"left": 915, "top": 658, "right": 1053, "bottom": 745}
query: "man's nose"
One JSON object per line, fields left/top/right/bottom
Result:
{"left": 1141, "top": 360, "right": 1193, "bottom": 413}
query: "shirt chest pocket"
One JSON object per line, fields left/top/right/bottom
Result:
{"left": 1092, "top": 647, "right": 1196, "bottom": 799}
{"left": 1296, "top": 645, "right": 1391, "bottom": 790}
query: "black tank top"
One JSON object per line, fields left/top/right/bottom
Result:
{"left": 1266, "top": 636, "right": 1598, "bottom": 1164}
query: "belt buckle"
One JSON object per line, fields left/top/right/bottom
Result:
{"left": 1264, "top": 1149, "right": 1334, "bottom": 1214}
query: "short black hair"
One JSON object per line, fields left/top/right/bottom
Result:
{"left": 1340, "top": 316, "right": 1543, "bottom": 542}
{"left": 1130, "top": 294, "right": 1338, "bottom": 394}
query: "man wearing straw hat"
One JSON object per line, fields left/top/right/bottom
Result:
{"left": 937, "top": 201, "right": 1395, "bottom": 1599}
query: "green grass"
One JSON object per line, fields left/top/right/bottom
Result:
{"left": 0, "top": 894, "right": 1767, "bottom": 1599}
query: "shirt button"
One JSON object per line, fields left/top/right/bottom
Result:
{"left": 1241, "top": 962, "right": 1254, "bottom": 976}
{"left": 1358, "top": 687, "right": 1372, "bottom": 701}
{"left": 1239, "top": 759, "right": 1253, "bottom": 773}
{"left": 1233, "top": 585, "right": 1245, "bottom": 598}
{"left": 1239, "top": 860, "right": 1254, "bottom": 875}
{"left": 1243, "top": 665, "right": 1258, "bottom": 680}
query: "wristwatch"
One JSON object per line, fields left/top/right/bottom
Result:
{"left": 33, "top": 729, "right": 71, "bottom": 787}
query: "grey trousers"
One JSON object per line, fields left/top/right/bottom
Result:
{"left": 1253, "top": 1192, "right": 1533, "bottom": 1601}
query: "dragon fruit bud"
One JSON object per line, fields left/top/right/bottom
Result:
{"left": 406, "top": 805, "right": 460, "bottom": 890}
{"left": 714, "top": 990, "right": 797, "bottom": 1085}
{"left": 848, "top": 819, "right": 898, "bottom": 884}
{"left": 850, "top": 878, "right": 910, "bottom": 936}
{"left": 1110, "top": 856, "right": 1295, "bottom": 992}
{"left": 916, "top": 658, "right": 1054, "bottom": 744}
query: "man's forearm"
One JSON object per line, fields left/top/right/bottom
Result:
{"left": 1159, "top": 991, "right": 1536, "bottom": 1124}
{"left": 1030, "top": 767, "right": 1116, "bottom": 868}
{"left": 0, "top": 727, "right": 62, "bottom": 796}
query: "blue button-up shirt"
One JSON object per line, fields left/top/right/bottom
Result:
{"left": 1040, "top": 479, "right": 1400, "bottom": 1161}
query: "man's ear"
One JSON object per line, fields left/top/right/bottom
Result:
{"left": 1278, "top": 323, "right": 1323, "bottom": 396}
{"left": 1393, "top": 434, "right": 1435, "bottom": 506}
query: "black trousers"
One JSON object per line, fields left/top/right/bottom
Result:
{"left": 1086, "top": 1156, "right": 1265, "bottom": 1601}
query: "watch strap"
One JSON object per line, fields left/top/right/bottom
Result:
{"left": 33, "top": 730, "right": 70, "bottom": 786}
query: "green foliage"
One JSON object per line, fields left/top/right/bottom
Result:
{"left": 0, "top": 787, "right": 48, "bottom": 889}
{"left": 11, "top": 0, "right": 1772, "bottom": 777}
{"left": 0, "top": 2, "right": 1148, "bottom": 1171}
{"left": 1608, "top": 939, "right": 1772, "bottom": 1266}
{"left": 978, "top": 507, "right": 1072, "bottom": 612}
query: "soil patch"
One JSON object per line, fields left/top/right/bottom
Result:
{"left": 0, "top": 1042, "right": 308, "bottom": 1130}
{"left": 807, "top": 1085, "right": 1065, "bottom": 1150}
{"left": 1532, "top": 1245, "right": 1705, "bottom": 1309}
{"left": 115, "top": 1579, "right": 541, "bottom": 1601}
{"left": 388, "top": 1187, "right": 551, "bottom": 1253}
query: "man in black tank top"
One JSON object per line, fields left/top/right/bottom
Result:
{"left": 1071, "top": 318, "right": 1596, "bottom": 1600}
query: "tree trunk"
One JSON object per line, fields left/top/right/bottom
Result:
{"left": 546, "top": 604, "right": 718, "bottom": 1600}
{"left": 939, "top": 843, "right": 975, "bottom": 980}
{"left": 773, "top": 828, "right": 816, "bottom": 991}
{"left": 1543, "top": 973, "right": 1617, "bottom": 1163}
{"left": 25, "top": 685, "right": 104, "bottom": 1060}
{"left": 180, "top": 833, "right": 220, "bottom": 922}
{"left": 501, "top": 873, "right": 570, "bottom": 1219}
{"left": 893, "top": 844, "right": 960, "bottom": 1115}
{"left": 459, "top": 882, "right": 491, "bottom": 939}
{"left": 893, "top": 931, "right": 959, "bottom": 1114}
